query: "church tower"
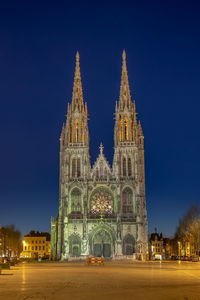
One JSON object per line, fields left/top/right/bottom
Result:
{"left": 113, "top": 50, "right": 148, "bottom": 258}
{"left": 52, "top": 52, "right": 90, "bottom": 260}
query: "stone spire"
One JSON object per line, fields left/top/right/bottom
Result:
{"left": 72, "top": 51, "right": 84, "bottom": 112}
{"left": 119, "top": 50, "right": 132, "bottom": 110}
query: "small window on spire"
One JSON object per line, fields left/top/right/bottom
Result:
{"left": 130, "top": 118, "right": 133, "bottom": 141}
{"left": 75, "top": 120, "right": 78, "bottom": 143}
{"left": 124, "top": 116, "right": 128, "bottom": 141}
{"left": 81, "top": 120, "right": 84, "bottom": 143}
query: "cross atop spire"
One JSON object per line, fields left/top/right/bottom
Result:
{"left": 72, "top": 51, "right": 84, "bottom": 112}
{"left": 119, "top": 50, "right": 132, "bottom": 110}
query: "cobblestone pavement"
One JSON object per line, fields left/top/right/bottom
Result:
{"left": 0, "top": 261, "right": 200, "bottom": 300}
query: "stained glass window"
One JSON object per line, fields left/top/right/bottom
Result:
{"left": 91, "top": 190, "right": 113, "bottom": 216}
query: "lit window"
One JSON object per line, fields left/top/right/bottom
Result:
{"left": 75, "top": 120, "right": 78, "bottom": 142}
{"left": 81, "top": 120, "right": 84, "bottom": 142}
{"left": 124, "top": 116, "right": 128, "bottom": 141}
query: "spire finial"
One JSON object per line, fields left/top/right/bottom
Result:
{"left": 76, "top": 51, "right": 80, "bottom": 62}
{"left": 99, "top": 143, "right": 104, "bottom": 154}
{"left": 122, "top": 49, "right": 126, "bottom": 61}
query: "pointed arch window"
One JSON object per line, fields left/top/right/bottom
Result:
{"left": 81, "top": 120, "right": 84, "bottom": 143}
{"left": 71, "top": 188, "right": 82, "bottom": 213}
{"left": 128, "top": 158, "right": 132, "bottom": 176}
{"left": 122, "top": 188, "right": 133, "bottom": 214}
{"left": 124, "top": 116, "right": 128, "bottom": 141}
{"left": 77, "top": 158, "right": 81, "bottom": 177}
{"left": 72, "top": 159, "right": 76, "bottom": 177}
{"left": 75, "top": 120, "right": 78, "bottom": 143}
{"left": 123, "top": 157, "right": 126, "bottom": 177}
{"left": 130, "top": 118, "right": 133, "bottom": 141}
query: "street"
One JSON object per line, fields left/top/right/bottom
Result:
{"left": 0, "top": 261, "right": 200, "bottom": 300}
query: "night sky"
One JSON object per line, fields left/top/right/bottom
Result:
{"left": 0, "top": 1, "right": 200, "bottom": 237}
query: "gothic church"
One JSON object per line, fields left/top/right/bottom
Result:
{"left": 51, "top": 51, "right": 148, "bottom": 260}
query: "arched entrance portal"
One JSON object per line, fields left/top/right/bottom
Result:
{"left": 93, "top": 230, "right": 112, "bottom": 257}
{"left": 69, "top": 234, "right": 81, "bottom": 256}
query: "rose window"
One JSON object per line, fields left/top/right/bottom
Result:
{"left": 91, "top": 190, "right": 113, "bottom": 216}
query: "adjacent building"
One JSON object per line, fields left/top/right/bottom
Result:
{"left": 20, "top": 231, "right": 50, "bottom": 259}
{"left": 51, "top": 51, "right": 148, "bottom": 260}
{"left": 149, "top": 232, "right": 164, "bottom": 260}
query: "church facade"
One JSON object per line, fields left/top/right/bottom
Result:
{"left": 51, "top": 51, "right": 148, "bottom": 260}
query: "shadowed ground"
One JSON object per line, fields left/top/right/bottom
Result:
{"left": 0, "top": 261, "right": 200, "bottom": 300}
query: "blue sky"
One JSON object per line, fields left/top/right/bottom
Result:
{"left": 0, "top": 0, "right": 200, "bottom": 237}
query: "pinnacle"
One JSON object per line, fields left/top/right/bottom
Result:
{"left": 99, "top": 143, "right": 104, "bottom": 154}
{"left": 122, "top": 49, "right": 126, "bottom": 61}
{"left": 76, "top": 51, "right": 80, "bottom": 62}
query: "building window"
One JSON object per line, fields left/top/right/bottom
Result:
{"left": 71, "top": 188, "right": 82, "bottom": 212}
{"left": 123, "top": 157, "right": 126, "bottom": 177}
{"left": 35, "top": 246, "right": 37, "bottom": 250}
{"left": 72, "top": 159, "right": 76, "bottom": 177}
{"left": 124, "top": 116, "right": 128, "bottom": 141}
{"left": 75, "top": 120, "right": 78, "bottom": 142}
{"left": 77, "top": 158, "right": 81, "bottom": 177}
{"left": 43, "top": 246, "right": 45, "bottom": 250}
{"left": 130, "top": 118, "right": 133, "bottom": 141}
{"left": 128, "top": 158, "right": 132, "bottom": 176}
{"left": 32, "top": 246, "right": 34, "bottom": 250}
{"left": 122, "top": 188, "right": 133, "bottom": 214}
{"left": 39, "top": 246, "right": 41, "bottom": 250}
{"left": 81, "top": 120, "right": 84, "bottom": 143}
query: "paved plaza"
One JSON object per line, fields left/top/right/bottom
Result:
{"left": 0, "top": 261, "right": 200, "bottom": 300}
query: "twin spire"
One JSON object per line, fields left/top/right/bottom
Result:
{"left": 71, "top": 50, "right": 135, "bottom": 116}
{"left": 71, "top": 51, "right": 85, "bottom": 113}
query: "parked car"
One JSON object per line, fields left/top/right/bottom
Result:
{"left": 171, "top": 256, "right": 176, "bottom": 260}
{"left": 191, "top": 256, "right": 199, "bottom": 262}
{"left": 183, "top": 256, "right": 190, "bottom": 261}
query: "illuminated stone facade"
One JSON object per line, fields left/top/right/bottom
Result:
{"left": 51, "top": 51, "right": 148, "bottom": 260}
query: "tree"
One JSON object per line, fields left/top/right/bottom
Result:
{"left": 0, "top": 225, "right": 21, "bottom": 257}
{"left": 175, "top": 205, "right": 200, "bottom": 255}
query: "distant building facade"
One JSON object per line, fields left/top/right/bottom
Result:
{"left": 149, "top": 232, "right": 164, "bottom": 259}
{"left": 51, "top": 51, "right": 148, "bottom": 260}
{"left": 149, "top": 232, "right": 182, "bottom": 260}
{"left": 20, "top": 231, "right": 50, "bottom": 259}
